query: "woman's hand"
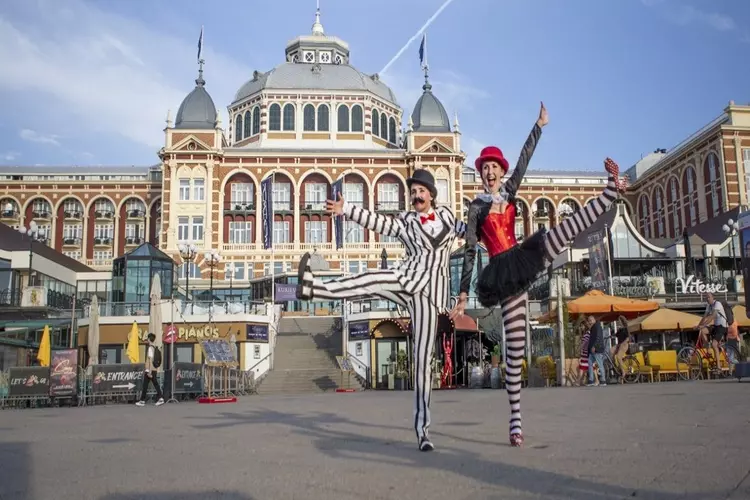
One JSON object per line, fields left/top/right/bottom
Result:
{"left": 450, "top": 293, "right": 468, "bottom": 320}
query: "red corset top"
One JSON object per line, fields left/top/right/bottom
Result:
{"left": 481, "top": 206, "right": 518, "bottom": 257}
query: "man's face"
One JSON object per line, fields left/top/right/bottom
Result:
{"left": 707, "top": 293, "right": 715, "bottom": 305}
{"left": 410, "top": 184, "right": 433, "bottom": 214}
{"left": 481, "top": 160, "right": 506, "bottom": 193}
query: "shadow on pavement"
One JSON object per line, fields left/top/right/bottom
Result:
{"left": 100, "top": 493, "right": 256, "bottom": 500}
{"left": 0, "top": 442, "right": 30, "bottom": 500}
{"left": 187, "top": 408, "right": 718, "bottom": 500}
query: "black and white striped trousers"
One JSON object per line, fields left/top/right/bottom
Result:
{"left": 311, "top": 270, "right": 450, "bottom": 441}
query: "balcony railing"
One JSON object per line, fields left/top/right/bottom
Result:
{"left": 376, "top": 201, "right": 404, "bottom": 212}
{"left": 94, "top": 237, "right": 113, "bottom": 246}
{"left": 273, "top": 202, "right": 292, "bottom": 212}
{"left": 32, "top": 210, "right": 51, "bottom": 219}
{"left": 222, "top": 243, "right": 258, "bottom": 252}
{"left": 224, "top": 201, "right": 255, "bottom": 212}
{"left": 127, "top": 209, "right": 145, "bottom": 219}
{"left": 301, "top": 202, "right": 326, "bottom": 212}
{"left": 64, "top": 210, "right": 82, "bottom": 220}
{"left": 125, "top": 236, "right": 143, "bottom": 245}
{"left": 63, "top": 237, "right": 82, "bottom": 246}
{"left": 85, "top": 258, "right": 112, "bottom": 269}
{"left": 301, "top": 242, "right": 333, "bottom": 251}
{"left": 94, "top": 210, "right": 114, "bottom": 220}
{"left": 533, "top": 210, "right": 550, "bottom": 219}
{"left": 1, "top": 209, "right": 19, "bottom": 219}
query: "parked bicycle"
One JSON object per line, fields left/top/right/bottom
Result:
{"left": 594, "top": 335, "right": 640, "bottom": 384}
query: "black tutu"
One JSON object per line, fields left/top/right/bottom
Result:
{"left": 476, "top": 229, "right": 548, "bottom": 308}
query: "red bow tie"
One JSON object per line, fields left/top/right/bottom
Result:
{"left": 420, "top": 213, "right": 435, "bottom": 224}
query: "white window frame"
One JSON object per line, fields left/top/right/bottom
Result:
{"left": 435, "top": 179, "right": 449, "bottom": 205}
{"left": 178, "top": 217, "right": 189, "bottom": 242}
{"left": 273, "top": 221, "right": 290, "bottom": 244}
{"left": 228, "top": 221, "right": 253, "bottom": 244}
{"left": 179, "top": 179, "right": 190, "bottom": 201}
{"left": 304, "top": 221, "right": 328, "bottom": 244}
{"left": 273, "top": 183, "right": 291, "bottom": 211}
{"left": 377, "top": 183, "right": 400, "bottom": 211}
{"left": 343, "top": 183, "right": 363, "bottom": 206}
{"left": 191, "top": 216, "right": 204, "bottom": 242}
{"left": 305, "top": 183, "right": 327, "bottom": 211}
{"left": 231, "top": 183, "right": 254, "bottom": 205}
{"left": 193, "top": 178, "right": 205, "bottom": 201}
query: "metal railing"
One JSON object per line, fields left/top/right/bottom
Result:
{"left": 345, "top": 353, "right": 371, "bottom": 389}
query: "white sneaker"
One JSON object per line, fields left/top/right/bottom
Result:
{"left": 600, "top": 383, "right": 607, "bottom": 387}
{"left": 155, "top": 398, "right": 165, "bottom": 406}
{"left": 135, "top": 401, "right": 145, "bottom": 407}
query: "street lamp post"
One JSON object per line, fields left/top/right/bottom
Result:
{"left": 722, "top": 218, "right": 740, "bottom": 280}
{"left": 204, "top": 249, "right": 221, "bottom": 319}
{"left": 178, "top": 243, "right": 197, "bottom": 314}
{"left": 17, "top": 221, "right": 39, "bottom": 288}
{"left": 227, "top": 263, "right": 235, "bottom": 306}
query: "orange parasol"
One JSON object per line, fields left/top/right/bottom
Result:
{"left": 534, "top": 290, "right": 659, "bottom": 323}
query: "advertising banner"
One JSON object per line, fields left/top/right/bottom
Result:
{"left": 738, "top": 210, "right": 750, "bottom": 314}
{"left": 587, "top": 230, "right": 608, "bottom": 291}
{"left": 8, "top": 367, "right": 50, "bottom": 397}
{"left": 49, "top": 349, "right": 78, "bottom": 397}
{"left": 274, "top": 283, "right": 297, "bottom": 302}
{"left": 348, "top": 322, "right": 370, "bottom": 340}
{"left": 246, "top": 324, "right": 269, "bottom": 342}
{"left": 91, "top": 364, "right": 145, "bottom": 394}
{"left": 332, "top": 179, "right": 344, "bottom": 249}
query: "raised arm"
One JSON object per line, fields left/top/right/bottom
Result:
{"left": 340, "top": 199, "right": 405, "bottom": 238}
{"left": 503, "top": 102, "right": 548, "bottom": 199}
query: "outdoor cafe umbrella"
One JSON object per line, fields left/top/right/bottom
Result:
{"left": 536, "top": 289, "right": 660, "bottom": 323}
{"left": 627, "top": 308, "right": 702, "bottom": 333}
{"left": 37, "top": 324, "right": 51, "bottom": 367}
{"left": 732, "top": 304, "right": 750, "bottom": 328}
{"left": 87, "top": 295, "right": 100, "bottom": 367}
{"left": 149, "top": 274, "right": 163, "bottom": 352}
{"left": 126, "top": 322, "right": 140, "bottom": 364}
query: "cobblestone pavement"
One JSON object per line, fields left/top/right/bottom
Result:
{"left": 1, "top": 379, "right": 748, "bottom": 500}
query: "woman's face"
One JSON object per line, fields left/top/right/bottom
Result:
{"left": 481, "top": 160, "right": 506, "bottom": 193}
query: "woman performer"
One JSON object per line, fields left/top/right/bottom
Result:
{"left": 450, "top": 102, "right": 627, "bottom": 446}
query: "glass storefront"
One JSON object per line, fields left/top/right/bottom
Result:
{"left": 111, "top": 243, "right": 175, "bottom": 310}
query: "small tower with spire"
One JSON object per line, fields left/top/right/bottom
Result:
{"left": 311, "top": 0, "right": 325, "bottom": 36}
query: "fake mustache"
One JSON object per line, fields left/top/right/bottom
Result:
{"left": 411, "top": 196, "right": 426, "bottom": 204}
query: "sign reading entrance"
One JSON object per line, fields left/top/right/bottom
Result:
{"left": 675, "top": 275, "right": 728, "bottom": 294}
{"left": 91, "top": 364, "right": 145, "bottom": 394}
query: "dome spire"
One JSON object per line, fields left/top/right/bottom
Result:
{"left": 312, "top": 0, "right": 325, "bottom": 36}
{"left": 196, "top": 59, "right": 206, "bottom": 87}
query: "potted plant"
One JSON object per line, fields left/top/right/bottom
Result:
{"left": 394, "top": 349, "right": 408, "bottom": 391}
{"left": 491, "top": 344, "right": 501, "bottom": 367}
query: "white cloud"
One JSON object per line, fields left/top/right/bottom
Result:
{"left": 0, "top": 0, "right": 252, "bottom": 151}
{"left": 642, "top": 1, "right": 737, "bottom": 33}
{"left": 2, "top": 151, "right": 20, "bottom": 161}
{"left": 19, "top": 129, "right": 60, "bottom": 146}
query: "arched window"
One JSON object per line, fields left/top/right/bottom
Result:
{"left": 704, "top": 152, "right": 721, "bottom": 217}
{"left": 303, "top": 104, "right": 316, "bottom": 131}
{"left": 252, "top": 106, "right": 260, "bottom": 135}
{"left": 683, "top": 166, "right": 698, "bottom": 227}
{"left": 380, "top": 114, "right": 388, "bottom": 140}
{"left": 669, "top": 176, "right": 681, "bottom": 237}
{"left": 268, "top": 104, "right": 281, "bottom": 131}
{"left": 337, "top": 105, "right": 350, "bottom": 132}
{"left": 654, "top": 187, "right": 665, "bottom": 238}
{"left": 235, "top": 115, "right": 243, "bottom": 142}
{"left": 388, "top": 117, "right": 397, "bottom": 144}
{"left": 639, "top": 195, "right": 651, "bottom": 239}
{"left": 351, "top": 105, "right": 363, "bottom": 132}
{"left": 283, "top": 104, "right": 295, "bottom": 131}
{"left": 243, "top": 110, "right": 252, "bottom": 138}
{"left": 317, "top": 104, "right": 330, "bottom": 131}
{"left": 372, "top": 109, "right": 380, "bottom": 137}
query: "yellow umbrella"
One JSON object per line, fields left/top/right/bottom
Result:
{"left": 732, "top": 305, "right": 750, "bottom": 328}
{"left": 37, "top": 325, "right": 51, "bottom": 367}
{"left": 627, "top": 308, "right": 702, "bottom": 333}
{"left": 126, "top": 322, "right": 140, "bottom": 363}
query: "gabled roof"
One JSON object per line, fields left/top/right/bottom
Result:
{"left": 117, "top": 242, "right": 172, "bottom": 261}
{"left": 0, "top": 223, "right": 93, "bottom": 272}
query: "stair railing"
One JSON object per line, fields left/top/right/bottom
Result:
{"left": 245, "top": 353, "right": 273, "bottom": 393}
{"left": 346, "top": 352, "right": 371, "bottom": 389}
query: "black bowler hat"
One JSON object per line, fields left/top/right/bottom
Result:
{"left": 406, "top": 169, "right": 438, "bottom": 199}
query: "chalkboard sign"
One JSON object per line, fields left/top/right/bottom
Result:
{"left": 174, "top": 363, "right": 203, "bottom": 393}
{"left": 91, "top": 364, "right": 145, "bottom": 394}
{"left": 335, "top": 356, "right": 353, "bottom": 372}
{"left": 8, "top": 367, "right": 50, "bottom": 397}
{"left": 49, "top": 349, "right": 78, "bottom": 398}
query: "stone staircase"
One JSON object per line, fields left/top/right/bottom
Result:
{"left": 257, "top": 317, "right": 365, "bottom": 395}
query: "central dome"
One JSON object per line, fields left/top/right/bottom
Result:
{"left": 233, "top": 63, "right": 398, "bottom": 106}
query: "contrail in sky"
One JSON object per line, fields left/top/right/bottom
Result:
{"left": 379, "top": 0, "right": 458, "bottom": 75}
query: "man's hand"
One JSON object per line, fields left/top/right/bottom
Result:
{"left": 326, "top": 192, "right": 345, "bottom": 216}
{"left": 536, "top": 101, "right": 549, "bottom": 128}
{"left": 449, "top": 293, "right": 468, "bottom": 320}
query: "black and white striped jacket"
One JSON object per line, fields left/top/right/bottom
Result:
{"left": 342, "top": 202, "right": 466, "bottom": 295}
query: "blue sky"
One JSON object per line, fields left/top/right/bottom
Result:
{"left": 0, "top": 0, "right": 748, "bottom": 172}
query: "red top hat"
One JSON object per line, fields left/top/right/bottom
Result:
{"left": 475, "top": 146, "right": 510, "bottom": 174}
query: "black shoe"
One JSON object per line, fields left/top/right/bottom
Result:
{"left": 296, "top": 252, "right": 313, "bottom": 300}
{"left": 419, "top": 437, "right": 434, "bottom": 452}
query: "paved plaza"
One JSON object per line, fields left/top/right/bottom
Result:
{"left": 1, "top": 380, "right": 748, "bottom": 500}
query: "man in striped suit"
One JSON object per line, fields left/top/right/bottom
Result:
{"left": 297, "top": 169, "right": 465, "bottom": 452}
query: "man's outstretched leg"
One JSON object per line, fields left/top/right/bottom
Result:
{"left": 296, "top": 252, "right": 409, "bottom": 303}
{"left": 409, "top": 292, "right": 439, "bottom": 452}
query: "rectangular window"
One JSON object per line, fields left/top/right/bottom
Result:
{"left": 179, "top": 179, "right": 190, "bottom": 201}
{"left": 273, "top": 221, "right": 290, "bottom": 243}
{"left": 193, "top": 178, "right": 205, "bottom": 201}
{"left": 462, "top": 171, "right": 477, "bottom": 183}
{"left": 377, "top": 183, "right": 400, "bottom": 211}
{"left": 436, "top": 179, "right": 449, "bottom": 205}
{"left": 230, "top": 183, "right": 254, "bottom": 205}
{"left": 93, "top": 250, "right": 112, "bottom": 261}
{"left": 381, "top": 234, "right": 399, "bottom": 243}
{"left": 94, "top": 224, "right": 114, "bottom": 239}
{"left": 344, "top": 220, "right": 364, "bottom": 243}
{"left": 63, "top": 224, "right": 82, "bottom": 239}
{"left": 225, "top": 262, "right": 245, "bottom": 280}
{"left": 304, "top": 221, "right": 328, "bottom": 244}
{"left": 344, "top": 183, "right": 364, "bottom": 206}
{"left": 178, "top": 217, "right": 189, "bottom": 241}
{"left": 273, "top": 183, "right": 291, "bottom": 211}
{"left": 63, "top": 251, "right": 81, "bottom": 260}
{"left": 305, "top": 183, "right": 327, "bottom": 210}
{"left": 192, "top": 216, "right": 204, "bottom": 241}
{"left": 228, "top": 221, "right": 252, "bottom": 244}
